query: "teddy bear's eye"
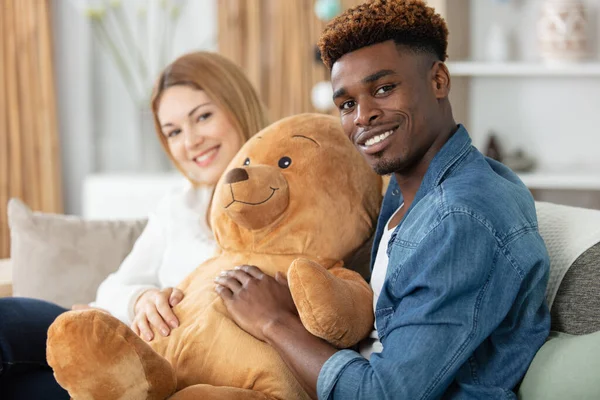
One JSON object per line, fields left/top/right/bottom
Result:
{"left": 278, "top": 157, "right": 292, "bottom": 169}
{"left": 243, "top": 158, "right": 250, "bottom": 166}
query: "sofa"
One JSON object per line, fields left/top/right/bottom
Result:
{"left": 3, "top": 198, "right": 600, "bottom": 399}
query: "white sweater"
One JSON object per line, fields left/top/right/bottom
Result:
{"left": 91, "top": 183, "right": 218, "bottom": 325}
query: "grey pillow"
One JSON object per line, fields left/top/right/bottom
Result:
{"left": 551, "top": 241, "right": 600, "bottom": 335}
{"left": 8, "top": 198, "right": 146, "bottom": 308}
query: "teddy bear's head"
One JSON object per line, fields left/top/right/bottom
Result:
{"left": 211, "top": 113, "right": 382, "bottom": 262}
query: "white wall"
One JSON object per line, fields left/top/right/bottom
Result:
{"left": 52, "top": 0, "right": 94, "bottom": 215}
{"left": 467, "top": 0, "right": 600, "bottom": 173}
{"left": 52, "top": 0, "right": 217, "bottom": 214}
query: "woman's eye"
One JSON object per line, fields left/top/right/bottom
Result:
{"left": 167, "top": 129, "right": 181, "bottom": 138}
{"left": 197, "top": 112, "right": 212, "bottom": 122}
{"left": 375, "top": 84, "right": 396, "bottom": 95}
{"left": 340, "top": 100, "right": 355, "bottom": 110}
{"left": 278, "top": 156, "right": 292, "bottom": 169}
{"left": 243, "top": 158, "right": 250, "bottom": 166}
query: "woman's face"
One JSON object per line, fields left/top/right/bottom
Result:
{"left": 158, "top": 85, "right": 242, "bottom": 185}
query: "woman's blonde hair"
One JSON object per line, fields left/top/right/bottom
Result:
{"left": 150, "top": 51, "right": 268, "bottom": 181}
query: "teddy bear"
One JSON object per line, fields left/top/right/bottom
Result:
{"left": 47, "top": 113, "right": 382, "bottom": 400}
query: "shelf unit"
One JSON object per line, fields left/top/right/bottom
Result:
{"left": 518, "top": 172, "right": 600, "bottom": 191}
{"left": 447, "top": 62, "right": 600, "bottom": 78}
{"left": 430, "top": 0, "right": 600, "bottom": 202}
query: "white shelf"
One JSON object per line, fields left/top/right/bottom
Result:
{"left": 448, "top": 62, "right": 600, "bottom": 77}
{"left": 518, "top": 172, "right": 600, "bottom": 191}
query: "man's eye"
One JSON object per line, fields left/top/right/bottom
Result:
{"left": 167, "top": 129, "right": 181, "bottom": 138}
{"left": 197, "top": 112, "right": 212, "bottom": 122}
{"left": 375, "top": 84, "right": 396, "bottom": 95}
{"left": 340, "top": 100, "right": 355, "bottom": 110}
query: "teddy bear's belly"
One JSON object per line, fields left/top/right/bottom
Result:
{"left": 148, "top": 254, "right": 311, "bottom": 400}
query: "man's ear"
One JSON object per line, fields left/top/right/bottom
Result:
{"left": 431, "top": 61, "right": 451, "bottom": 99}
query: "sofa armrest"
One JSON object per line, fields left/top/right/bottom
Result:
{"left": 0, "top": 258, "right": 12, "bottom": 297}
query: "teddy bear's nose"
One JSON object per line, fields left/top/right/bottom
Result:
{"left": 225, "top": 168, "right": 249, "bottom": 184}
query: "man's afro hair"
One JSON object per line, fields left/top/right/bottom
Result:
{"left": 318, "top": 0, "right": 449, "bottom": 69}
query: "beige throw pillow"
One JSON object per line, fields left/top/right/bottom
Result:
{"left": 8, "top": 198, "right": 146, "bottom": 308}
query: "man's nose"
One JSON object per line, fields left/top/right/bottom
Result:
{"left": 354, "top": 101, "right": 383, "bottom": 127}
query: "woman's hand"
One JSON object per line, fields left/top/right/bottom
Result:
{"left": 131, "top": 287, "right": 184, "bottom": 341}
{"left": 214, "top": 265, "right": 299, "bottom": 342}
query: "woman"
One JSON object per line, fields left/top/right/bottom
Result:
{"left": 0, "top": 51, "right": 268, "bottom": 399}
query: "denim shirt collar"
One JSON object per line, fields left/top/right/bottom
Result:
{"left": 370, "top": 124, "right": 472, "bottom": 270}
{"left": 414, "top": 124, "right": 472, "bottom": 202}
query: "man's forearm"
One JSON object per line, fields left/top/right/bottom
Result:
{"left": 263, "top": 314, "right": 338, "bottom": 399}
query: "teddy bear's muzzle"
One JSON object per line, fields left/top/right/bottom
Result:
{"left": 221, "top": 166, "right": 290, "bottom": 230}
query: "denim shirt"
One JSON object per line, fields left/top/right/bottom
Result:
{"left": 317, "top": 126, "right": 550, "bottom": 399}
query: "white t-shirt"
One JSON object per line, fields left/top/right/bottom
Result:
{"left": 91, "top": 182, "right": 218, "bottom": 325}
{"left": 360, "top": 204, "right": 403, "bottom": 358}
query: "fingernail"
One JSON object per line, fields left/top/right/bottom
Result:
{"left": 161, "top": 328, "right": 169, "bottom": 336}
{"left": 234, "top": 266, "right": 242, "bottom": 270}
{"left": 220, "top": 271, "right": 228, "bottom": 276}
{"left": 170, "top": 320, "right": 178, "bottom": 328}
{"left": 145, "top": 334, "right": 153, "bottom": 341}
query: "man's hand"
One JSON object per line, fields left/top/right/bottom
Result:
{"left": 214, "top": 265, "right": 299, "bottom": 342}
{"left": 131, "top": 287, "right": 184, "bottom": 341}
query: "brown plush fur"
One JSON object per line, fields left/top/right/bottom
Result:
{"left": 47, "top": 114, "right": 382, "bottom": 400}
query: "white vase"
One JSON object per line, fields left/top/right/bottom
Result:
{"left": 538, "top": 0, "right": 589, "bottom": 64}
{"left": 485, "top": 22, "right": 512, "bottom": 63}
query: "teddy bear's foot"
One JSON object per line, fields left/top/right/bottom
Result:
{"left": 288, "top": 258, "right": 374, "bottom": 348}
{"left": 47, "top": 310, "right": 177, "bottom": 400}
{"left": 169, "top": 384, "right": 276, "bottom": 400}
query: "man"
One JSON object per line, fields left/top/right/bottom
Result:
{"left": 215, "top": 1, "right": 550, "bottom": 398}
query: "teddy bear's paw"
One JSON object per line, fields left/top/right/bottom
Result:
{"left": 169, "top": 384, "right": 280, "bottom": 400}
{"left": 47, "top": 310, "right": 177, "bottom": 400}
{"left": 288, "top": 258, "right": 374, "bottom": 348}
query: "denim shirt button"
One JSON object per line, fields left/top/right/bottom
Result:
{"left": 392, "top": 188, "right": 400, "bottom": 196}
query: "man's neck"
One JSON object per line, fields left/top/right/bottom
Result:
{"left": 394, "top": 121, "right": 458, "bottom": 210}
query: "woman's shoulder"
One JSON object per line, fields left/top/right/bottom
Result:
{"left": 152, "top": 180, "right": 214, "bottom": 222}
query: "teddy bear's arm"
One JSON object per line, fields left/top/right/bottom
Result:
{"left": 287, "top": 258, "right": 374, "bottom": 349}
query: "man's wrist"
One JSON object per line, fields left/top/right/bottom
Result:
{"left": 263, "top": 313, "right": 305, "bottom": 345}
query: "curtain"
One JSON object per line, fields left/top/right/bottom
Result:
{"left": 218, "top": 0, "right": 363, "bottom": 121}
{"left": 0, "top": 0, "right": 63, "bottom": 258}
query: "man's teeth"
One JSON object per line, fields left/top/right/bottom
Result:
{"left": 195, "top": 148, "right": 217, "bottom": 163}
{"left": 364, "top": 130, "right": 394, "bottom": 147}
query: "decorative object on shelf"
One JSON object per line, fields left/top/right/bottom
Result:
{"left": 78, "top": 0, "right": 187, "bottom": 172}
{"left": 314, "top": 0, "right": 342, "bottom": 21}
{"left": 485, "top": 23, "right": 512, "bottom": 62}
{"left": 503, "top": 150, "right": 536, "bottom": 173}
{"left": 484, "top": 132, "right": 536, "bottom": 172}
{"left": 311, "top": 81, "right": 335, "bottom": 112}
{"left": 538, "top": 0, "right": 589, "bottom": 64}
{"left": 485, "top": 132, "right": 504, "bottom": 162}
{"left": 485, "top": 0, "right": 513, "bottom": 62}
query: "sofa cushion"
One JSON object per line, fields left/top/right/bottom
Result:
{"left": 551, "top": 241, "right": 600, "bottom": 335}
{"left": 518, "top": 330, "right": 600, "bottom": 399}
{"left": 8, "top": 198, "right": 146, "bottom": 308}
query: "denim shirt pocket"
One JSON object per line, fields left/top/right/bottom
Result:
{"left": 386, "top": 235, "right": 419, "bottom": 289}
